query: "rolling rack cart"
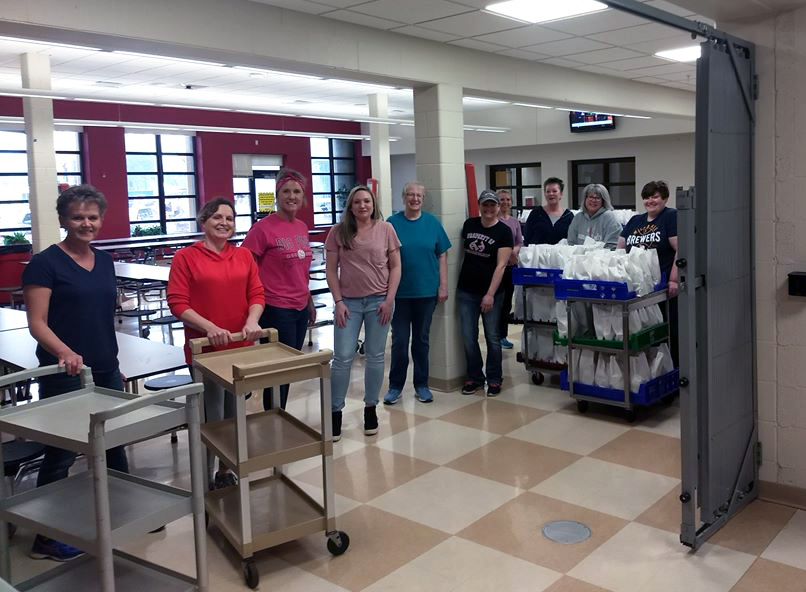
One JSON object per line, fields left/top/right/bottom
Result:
{"left": 0, "top": 365, "right": 208, "bottom": 592}
{"left": 189, "top": 329, "right": 348, "bottom": 590}
{"left": 513, "top": 267, "right": 566, "bottom": 386}
{"left": 556, "top": 279, "right": 678, "bottom": 423}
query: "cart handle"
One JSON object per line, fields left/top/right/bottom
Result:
{"left": 188, "top": 328, "right": 278, "bottom": 354}
{"left": 231, "top": 349, "right": 333, "bottom": 380}
{"left": 0, "top": 364, "right": 93, "bottom": 390}
{"left": 90, "top": 382, "right": 204, "bottom": 424}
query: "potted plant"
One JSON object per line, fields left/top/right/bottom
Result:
{"left": 0, "top": 232, "right": 32, "bottom": 305}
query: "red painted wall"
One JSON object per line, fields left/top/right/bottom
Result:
{"left": 0, "top": 97, "right": 363, "bottom": 237}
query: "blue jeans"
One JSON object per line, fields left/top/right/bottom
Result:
{"left": 259, "top": 304, "right": 309, "bottom": 410}
{"left": 457, "top": 289, "right": 504, "bottom": 385}
{"left": 331, "top": 295, "right": 391, "bottom": 412}
{"left": 36, "top": 367, "right": 129, "bottom": 487}
{"left": 389, "top": 297, "right": 437, "bottom": 390}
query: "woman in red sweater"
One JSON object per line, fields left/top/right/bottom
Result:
{"left": 167, "top": 197, "right": 264, "bottom": 488}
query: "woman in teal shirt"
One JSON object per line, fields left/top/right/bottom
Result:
{"left": 383, "top": 182, "right": 451, "bottom": 404}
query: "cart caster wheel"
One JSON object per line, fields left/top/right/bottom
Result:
{"left": 625, "top": 409, "right": 637, "bottom": 423}
{"left": 7, "top": 522, "right": 16, "bottom": 539}
{"left": 141, "top": 328, "right": 150, "bottom": 338}
{"left": 576, "top": 400, "right": 589, "bottom": 414}
{"left": 326, "top": 531, "right": 350, "bottom": 556}
{"left": 531, "top": 372, "right": 544, "bottom": 385}
{"left": 662, "top": 391, "right": 678, "bottom": 406}
{"left": 170, "top": 432, "right": 178, "bottom": 444}
{"left": 243, "top": 560, "right": 259, "bottom": 589}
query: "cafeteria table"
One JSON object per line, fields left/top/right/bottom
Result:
{"left": 0, "top": 308, "right": 27, "bottom": 333}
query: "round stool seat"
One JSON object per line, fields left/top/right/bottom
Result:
{"left": 3, "top": 441, "right": 45, "bottom": 476}
{"left": 144, "top": 374, "right": 192, "bottom": 391}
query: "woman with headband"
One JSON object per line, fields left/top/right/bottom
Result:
{"left": 242, "top": 167, "right": 316, "bottom": 410}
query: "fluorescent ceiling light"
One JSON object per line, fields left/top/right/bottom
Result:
{"left": 623, "top": 114, "right": 652, "bottom": 119}
{"left": 0, "top": 36, "right": 102, "bottom": 51}
{"left": 472, "top": 128, "right": 507, "bottom": 133}
{"left": 513, "top": 102, "right": 552, "bottom": 109}
{"left": 113, "top": 51, "right": 225, "bottom": 67}
{"left": 463, "top": 96, "right": 509, "bottom": 105}
{"left": 398, "top": 122, "right": 415, "bottom": 127}
{"left": 485, "top": 0, "right": 607, "bottom": 24}
{"left": 233, "top": 66, "right": 323, "bottom": 80}
{"left": 655, "top": 46, "right": 700, "bottom": 62}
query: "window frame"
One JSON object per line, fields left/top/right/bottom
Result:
{"left": 488, "top": 162, "right": 542, "bottom": 210}
{"left": 570, "top": 156, "right": 636, "bottom": 210}
{"left": 311, "top": 138, "right": 356, "bottom": 228}
{"left": 126, "top": 133, "right": 198, "bottom": 236}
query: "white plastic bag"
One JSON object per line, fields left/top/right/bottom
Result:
{"left": 592, "top": 304, "right": 611, "bottom": 340}
{"left": 513, "top": 285, "right": 524, "bottom": 321}
{"left": 609, "top": 356, "right": 624, "bottom": 390}
{"left": 629, "top": 309, "right": 642, "bottom": 333}
{"left": 630, "top": 353, "right": 652, "bottom": 392}
{"left": 647, "top": 304, "right": 664, "bottom": 326}
{"left": 553, "top": 345, "right": 567, "bottom": 365}
{"left": 594, "top": 353, "right": 610, "bottom": 388}
{"left": 555, "top": 300, "right": 568, "bottom": 338}
{"left": 536, "top": 328, "right": 554, "bottom": 362}
{"left": 578, "top": 350, "right": 596, "bottom": 384}
{"left": 649, "top": 343, "right": 674, "bottom": 378}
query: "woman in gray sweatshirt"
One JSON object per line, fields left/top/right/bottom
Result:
{"left": 567, "top": 183, "right": 622, "bottom": 249}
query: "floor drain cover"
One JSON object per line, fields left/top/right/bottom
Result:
{"left": 542, "top": 520, "right": 592, "bottom": 544}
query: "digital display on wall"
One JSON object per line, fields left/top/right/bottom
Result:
{"left": 569, "top": 111, "right": 616, "bottom": 133}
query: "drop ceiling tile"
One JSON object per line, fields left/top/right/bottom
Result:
{"left": 247, "top": 0, "right": 334, "bottom": 14}
{"left": 418, "top": 11, "right": 524, "bottom": 37}
{"left": 588, "top": 22, "right": 684, "bottom": 45}
{"left": 538, "top": 56, "right": 586, "bottom": 68}
{"left": 389, "top": 25, "right": 461, "bottom": 42}
{"left": 626, "top": 34, "right": 701, "bottom": 55}
{"left": 307, "top": 0, "right": 374, "bottom": 8}
{"left": 540, "top": 9, "right": 648, "bottom": 36}
{"left": 443, "top": 0, "right": 490, "bottom": 8}
{"left": 448, "top": 38, "right": 509, "bottom": 52}
{"left": 632, "top": 75, "right": 670, "bottom": 84}
{"left": 524, "top": 37, "right": 611, "bottom": 57}
{"left": 355, "top": 0, "right": 471, "bottom": 24}
{"left": 655, "top": 71, "right": 697, "bottom": 83}
{"left": 497, "top": 48, "right": 550, "bottom": 61}
{"left": 603, "top": 55, "right": 670, "bottom": 71}
{"left": 643, "top": 0, "right": 697, "bottom": 17}
{"left": 473, "top": 24, "right": 572, "bottom": 48}
{"left": 324, "top": 9, "right": 404, "bottom": 28}
{"left": 567, "top": 47, "right": 645, "bottom": 65}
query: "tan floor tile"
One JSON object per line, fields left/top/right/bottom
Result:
{"left": 294, "top": 446, "right": 438, "bottom": 503}
{"left": 437, "top": 399, "right": 549, "bottom": 435}
{"left": 710, "top": 500, "right": 796, "bottom": 556}
{"left": 589, "top": 429, "right": 681, "bottom": 478}
{"left": 634, "top": 488, "right": 681, "bottom": 534}
{"left": 272, "top": 505, "right": 449, "bottom": 592}
{"left": 340, "top": 406, "right": 430, "bottom": 441}
{"left": 446, "top": 436, "right": 580, "bottom": 489}
{"left": 457, "top": 492, "right": 628, "bottom": 573}
{"left": 730, "top": 558, "right": 806, "bottom": 592}
{"left": 544, "top": 576, "right": 613, "bottom": 592}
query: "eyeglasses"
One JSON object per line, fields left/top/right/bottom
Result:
{"left": 585, "top": 195, "right": 603, "bottom": 201}
{"left": 405, "top": 192, "right": 423, "bottom": 198}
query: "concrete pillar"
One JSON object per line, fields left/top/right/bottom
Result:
{"left": 368, "top": 93, "right": 392, "bottom": 217}
{"left": 21, "top": 52, "right": 60, "bottom": 253}
{"left": 413, "top": 83, "right": 467, "bottom": 392}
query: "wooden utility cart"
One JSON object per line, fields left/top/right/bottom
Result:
{"left": 0, "top": 365, "right": 208, "bottom": 592}
{"left": 189, "top": 329, "right": 348, "bottom": 589}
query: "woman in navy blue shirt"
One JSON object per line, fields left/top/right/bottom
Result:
{"left": 22, "top": 184, "right": 127, "bottom": 562}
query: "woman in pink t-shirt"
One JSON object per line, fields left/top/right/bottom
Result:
{"left": 325, "top": 185, "right": 401, "bottom": 441}
{"left": 242, "top": 168, "right": 315, "bottom": 410}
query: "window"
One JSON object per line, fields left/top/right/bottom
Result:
{"left": 232, "top": 176, "right": 253, "bottom": 234}
{"left": 311, "top": 138, "right": 356, "bottom": 227}
{"left": 571, "top": 157, "right": 636, "bottom": 209}
{"left": 489, "top": 162, "right": 542, "bottom": 209}
{"left": 126, "top": 133, "right": 197, "bottom": 236}
{"left": 0, "top": 130, "right": 82, "bottom": 241}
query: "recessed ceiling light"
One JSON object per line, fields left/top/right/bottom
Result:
{"left": 485, "top": 0, "right": 607, "bottom": 24}
{"left": 463, "top": 96, "right": 509, "bottom": 105}
{"left": 655, "top": 45, "right": 700, "bottom": 62}
{"left": 0, "top": 36, "right": 102, "bottom": 51}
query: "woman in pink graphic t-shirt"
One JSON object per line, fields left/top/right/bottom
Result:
{"left": 242, "top": 167, "right": 315, "bottom": 410}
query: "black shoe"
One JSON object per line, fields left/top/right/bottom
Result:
{"left": 332, "top": 411, "right": 342, "bottom": 442}
{"left": 487, "top": 382, "right": 502, "bottom": 397}
{"left": 461, "top": 381, "right": 483, "bottom": 395}
{"left": 363, "top": 406, "right": 378, "bottom": 436}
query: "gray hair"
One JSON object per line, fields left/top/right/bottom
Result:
{"left": 56, "top": 184, "right": 107, "bottom": 217}
{"left": 401, "top": 181, "right": 425, "bottom": 199}
{"left": 582, "top": 183, "right": 613, "bottom": 211}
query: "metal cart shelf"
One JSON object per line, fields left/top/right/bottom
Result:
{"left": 564, "top": 288, "right": 672, "bottom": 422}
{"left": 0, "top": 365, "right": 208, "bottom": 592}
{"left": 189, "top": 329, "right": 348, "bottom": 590}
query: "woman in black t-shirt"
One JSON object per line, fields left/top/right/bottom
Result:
{"left": 457, "top": 190, "right": 513, "bottom": 397}
{"left": 22, "top": 184, "right": 128, "bottom": 562}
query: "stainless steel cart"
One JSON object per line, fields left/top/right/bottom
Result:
{"left": 189, "top": 329, "right": 348, "bottom": 590}
{"left": 0, "top": 365, "right": 208, "bottom": 592}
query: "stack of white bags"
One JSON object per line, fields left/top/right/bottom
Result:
{"left": 562, "top": 246, "right": 662, "bottom": 296}
{"left": 573, "top": 344, "right": 674, "bottom": 391}
{"left": 521, "top": 327, "right": 567, "bottom": 365}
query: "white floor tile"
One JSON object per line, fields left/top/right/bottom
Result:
{"left": 633, "top": 404, "right": 681, "bottom": 439}
{"left": 368, "top": 467, "right": 520, "bottom": 534}
{"left": 508, "top": 411, "right": 629, "bottom": 455}
{"left": 569, "top": 522, "right": 755, "bottom": 592}
{"left": 761, "top": 509, "right": 806, "bottom": 570}
{"left": 531, "top": 457, "right": 679, "bottom": 520}
{"left": 388, "top": 390, "right": 480, "bottom": 419}
{"left": 364, "top": 537, "right": 561, "bottom": 592}
{"left": 494, "top": 383, "right": 577, "bottom": 413}
{"left": 375, "top": 419, "right": 499, "bottom": 465}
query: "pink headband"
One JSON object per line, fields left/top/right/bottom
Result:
{"left": 276, "top": 172, "right": 307, "bottom": 194}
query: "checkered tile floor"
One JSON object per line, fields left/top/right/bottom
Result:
{"left": 6, "top": 328, "right": 805, "bottom": 591}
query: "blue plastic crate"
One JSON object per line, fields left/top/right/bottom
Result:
{"left": 512, "top": 267, "right": 563, "bottom": 286}
{"left": 560, "top": 368, "right": 679, "bottom": 406}
{"left": 554, "top": 276, "right": 667, "bottom": 301}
